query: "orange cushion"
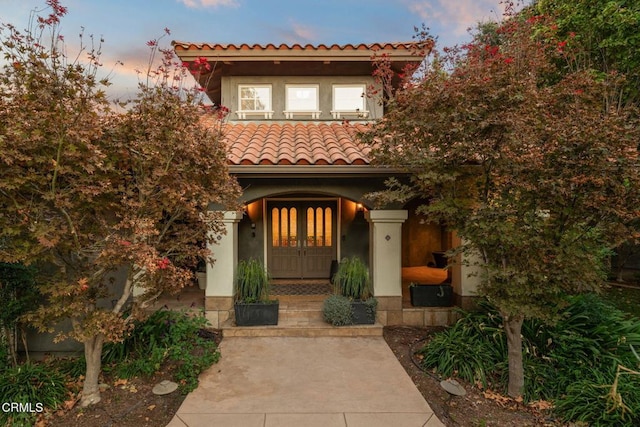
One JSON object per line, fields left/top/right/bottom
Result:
{"left": 401, "top": 266, "right": 448, "bottom": 284}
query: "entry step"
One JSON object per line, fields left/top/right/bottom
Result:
{"left": 221, "top": 318, "right": 383, "bottom": 338}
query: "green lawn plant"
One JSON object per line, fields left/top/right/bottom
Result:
{"left": 235, "top": 259, "right": 271, "bottom": 303}
{"left": 417, "top": 294, "right": 640, "bottom": 425}
{"left": 102, "top": 309, "right": 219, "bottom": 393}
{"left": 0, "top": 362, "right": 67, "bottom": 426}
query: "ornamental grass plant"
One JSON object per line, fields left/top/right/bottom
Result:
{"left": 234, "top": 259, "right": 272, "bottom": 303}
{"left": 417, "top": 294, "right": 640, "bottom": 425}
{"left": 332, "top": 256, "right": 372, "bottom": 300}
{"left": 0, "top": 362, "right": 67, "bottom": 426}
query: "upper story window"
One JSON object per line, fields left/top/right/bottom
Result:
{"left": 237, "top": 85, "right": 273, "bottom": 119}
{"left": 332, "top": 84, "right": 368, "bottom": 119}
{"left": 284, "top": 84, "right": 321, "bottom": 119}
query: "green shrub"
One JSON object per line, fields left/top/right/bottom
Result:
{"left": 323, "top": 295, "right": 353, "bottom": 326}
{"left": 50, "top": 356, "right": 86, "bottom": 379}
{"left": 416, "top": 294, "right": 640, "bottom": 425}
{"left": 417, "top": 302, "right": 507, "bottom": 388}
{"left": 0, "top": 262, "right": 39, "bottom": 367}
{"left": 554, "top": 366, "right": 640, "bottom": 426}
{"left": 102, "top": 310, "right": 219, "bottom": 393}
{"left": 0, "top": 338, "right": 9, "bottom": 372}
{"left": 0, "top": 362, "right": 67, "bottom": 426}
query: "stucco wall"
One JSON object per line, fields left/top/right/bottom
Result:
{"left": 339, "top": 198, "right": 369, "bottom": 264}
{"left": 24, "top": 267, "right": 129, "bottom": 356}
{"left": 238, "top": 200, "right": 265, "bottom": 262}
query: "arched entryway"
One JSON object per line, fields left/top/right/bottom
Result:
{"left": 239, "top": 193, "right": 369, "bottom": 282}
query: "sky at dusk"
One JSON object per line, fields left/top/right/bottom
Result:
{"left": 0, "top": 0, "right": 515, "bottom": 99}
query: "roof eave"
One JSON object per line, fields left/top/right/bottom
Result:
{"left": 172, "top": 42, "right": 426, "bottom": 64}
{"left": 229, "top": 164, "right": 407, "bottom": 178}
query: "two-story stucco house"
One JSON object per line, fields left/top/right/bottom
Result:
{"left": 172, "top": 42, "right": 480, "bottom": 329}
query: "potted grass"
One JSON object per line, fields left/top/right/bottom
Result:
{"left": 195, "top": 257, "right": 207, "bottom": 290}
{"left": 234, "top": 259, "right": 278, "bottom": 326}
{"left": 324, "top": 256, "right": 377, "bottom": 325}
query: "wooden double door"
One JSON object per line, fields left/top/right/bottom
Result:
{"left": 267, "top": 200, "right": 337, "bottom": 279}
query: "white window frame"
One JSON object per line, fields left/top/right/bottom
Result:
{"left": 237, "top": 84, "right": 273, "bottom": 119}
{"left": 283, "top": 84, "right": 321, "bottom": 119}
{"left": 331, "top": 84, "right": 369, "bottom": 119}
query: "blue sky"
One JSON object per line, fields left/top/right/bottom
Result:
{"left": 0, "top": 0, "right": 514, "bottom": 99}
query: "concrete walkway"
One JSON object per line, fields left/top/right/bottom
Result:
{"left": 167, "top": 336, "right": 444, "bottom": 427}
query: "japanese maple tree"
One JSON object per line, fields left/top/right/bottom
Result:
{"left": 0, "top": 1, "right": 240, "bottom": 406}
{"left": 364, "top": 10, "right": 640, "bottom": 397}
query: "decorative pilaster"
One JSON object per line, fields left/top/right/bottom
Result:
{"left": 450, "top": 233, "right": 482, "bottom": 310}
{"left": 205, "top": 210, "right": 242, "bottom": 327}
{"left": 366, "top": 210, "right": 408, "bottom": 325}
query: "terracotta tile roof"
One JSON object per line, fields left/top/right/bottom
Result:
{"left": 221, "top": 122, "right": 371, "bottom": 166}
{"left": 172, "top": 42, "right": 421, "bottom": 53}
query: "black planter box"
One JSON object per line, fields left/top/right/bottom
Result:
{"left": 234, "top": 301, "right": 279, "bottom": 326}
{"left": 410, "top": 284, "right": 453, "bottom": 307}
{"left": 351, "top": 301, "right": 376, "bottom": 324}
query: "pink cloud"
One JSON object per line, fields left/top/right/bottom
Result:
{"left": 405, "top": 0, "right": 508, "bottom": 37}
{"left": 178, "top": 0, "right": 239, "bottom": 8}
{"left": 277, "top": 20, "right": 318, "bottom": 44}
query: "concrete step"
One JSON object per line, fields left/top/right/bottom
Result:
{"left": 221, "top": 317, "right": 383, "bottom": 338}
{"left": 278, "top": 308, "right": 325, "bottom": 322}
{"left": 275, "top": 296, "right": 326, "bottom": 322}
{"left": 222, "top": 295, "right": 383, "bottom": 337}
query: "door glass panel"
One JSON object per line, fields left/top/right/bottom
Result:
{"left": 306, "top": 207, "right": 315, "bottom": 247}
{"left": 325, "top": 207, "right": 332, "bottom": 246}
{"left": 315, "top": 207, "right": 324, "bottom": 247}
{"left": 272, "top": 208, "right": 280, "bottom": 247}
{"left": 289, "top": 208, "right": 297, "bottom": 247}
{"left": 280, "top": 208, "right": 288, "bottom": 246}
{"left": 272, "top": 206, "right": 300, "bottom": 247}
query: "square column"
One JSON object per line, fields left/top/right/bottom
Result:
{"left": 450, "top": 233, "right": 481, "bottom": 310}
{"left": 366, "top": 210, "right": 408, "bottom": 325}
{"left": 205, "top": 210, "right": 242, "bottom": 327}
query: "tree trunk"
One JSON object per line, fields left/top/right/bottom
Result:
{"left": 80, "top": 334, "right": 105, "bottom": 407}
{"left": 503, "top": 313, "right": 524, "bottom": 399}
{"left": 2, "top": 326, "right": 17, "bottom": 367}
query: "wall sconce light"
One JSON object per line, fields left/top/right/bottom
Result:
{"left": 251, "top": 223, "right": 256, "bottom": 238}
{"left": 356, "top": 203, "right": 364, "bottom": 212}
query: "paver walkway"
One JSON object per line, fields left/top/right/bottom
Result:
{"left": 167, "top": 336, "right": 444, "bottom": 427}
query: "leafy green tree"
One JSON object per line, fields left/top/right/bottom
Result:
{"left": 533, "top": 0, "right": 640, "bottom": 276}
{"left": 0, "top": 1, "right": 240, "bottom": 406}
{"left": 534, "top": 0, "right": 640, "bottom": 101}
{"left": 364, "top": 11, "right": 640, "bottom": 398}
